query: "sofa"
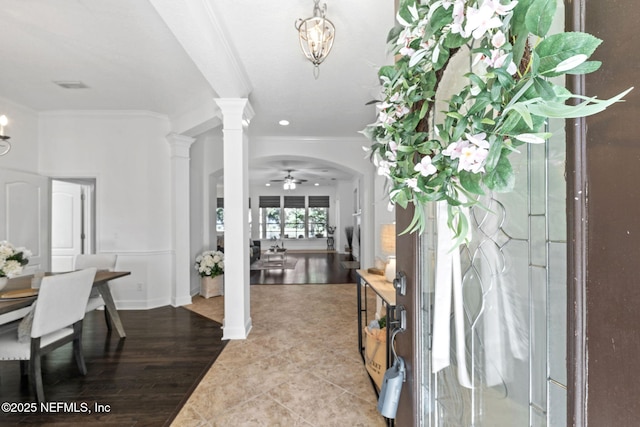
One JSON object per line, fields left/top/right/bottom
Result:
{"left": 217, "top": 236, "right": 261, "bottom": 264}
{"left": 249, "top": 239, "right": 261, "bottom": 264}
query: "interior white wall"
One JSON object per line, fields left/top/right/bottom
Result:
{"left": 38, "top": 111, "right": 173, "bottom": 309}
{"left": 189, "top": 131, "right": 224, "bottom": 295}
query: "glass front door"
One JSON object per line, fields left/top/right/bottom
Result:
{"left": 418, "top": 123, "right": 567, "bottom": 425}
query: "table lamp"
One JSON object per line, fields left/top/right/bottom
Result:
{"left": 381, "top": 223, "right": 396, "bottom": 283}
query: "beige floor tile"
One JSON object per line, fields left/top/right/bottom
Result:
{"left": 174, "top": 284, "right": 386, "bottom": 427}
{"left": 211, "top": 396, "right": 312, "bottom": 427}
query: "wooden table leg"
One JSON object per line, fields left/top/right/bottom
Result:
{"left": 96, "top": 281, "right": 126, "bottom": 338}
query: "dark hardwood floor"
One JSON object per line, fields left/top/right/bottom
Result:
{"left": 0, "top": 306, "right": 226, "bottom": 426}
{"left": 250, "top": 252, "right": 358, "bottom": 285}
{"left": 0, "top": 252, "right": 355, "bottom": 425}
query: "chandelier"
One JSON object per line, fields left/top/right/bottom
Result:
{"left": 0, "top": 115, "right": 11, "bottom": 156}
{"left": 295, "top": 0, "right": 335, "bottom": 79}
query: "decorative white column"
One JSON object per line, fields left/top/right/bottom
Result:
{"left": 167, "top": 133, "right": 196, "bottom": 307}
{"left": 215, "top": 98, "right": 254, "bottom": 340}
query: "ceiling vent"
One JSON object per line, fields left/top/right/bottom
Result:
{"left": 53, "top": 81, "right": 90, "bottom": 89}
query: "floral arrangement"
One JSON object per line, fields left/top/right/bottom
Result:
{"left": 362, "top": 0, "right": 632, "bottom": 241}
{"left": 194, "top": 250, "right": 225, "bottom": 278}
{"left": 0, "top": 240, "right": 31, "bottom": 278}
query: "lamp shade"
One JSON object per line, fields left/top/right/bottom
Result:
{"left": 380, "top": 223, "right": 396, "bottom": 255}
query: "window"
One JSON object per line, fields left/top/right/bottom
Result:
{"left": 283, "top": 196, "right": 305, "bottom": 238}
{"left": 259, "top": 196, "right": 281, "bottom": 239}
{"left": 308, "top": 196, "right": 330, "bottom": 238}
{"left": 216, "top": 198, "right": 224, "bottom": 232}
{"left": 258, "top": 195, "right": 330, "bottom": 239}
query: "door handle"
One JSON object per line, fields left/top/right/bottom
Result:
{"left": 394, "top": 271, "right": 406, "bottom": 296}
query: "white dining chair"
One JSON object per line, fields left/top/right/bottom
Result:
{"left": 74, "top": 254, "right": 117, "bottom": 330}
{"left": 0, "top": 267, "right": 97, "bottom": 402}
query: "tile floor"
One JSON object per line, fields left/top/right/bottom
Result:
{"left": 171, "top": 284, "right": 386, "bottom": 427}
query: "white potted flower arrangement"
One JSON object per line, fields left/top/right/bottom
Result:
{"left": 194, "top": 250, "right": 225, "bottom": 298}
{"left": 0, "top": 240, "right": 31, "bottom": 290}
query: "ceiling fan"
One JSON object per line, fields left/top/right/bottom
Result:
{"left": 270, "top": 169, "right": 307, "bottom": 190}
{"left": 269, "top": 170, "right": 307, "bottom": 184}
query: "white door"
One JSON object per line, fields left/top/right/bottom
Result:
{"left": 0, "top": 169, "right": 50, "bottom": 272}
{"left": 51, "top": 181, "right": 83, "bottom": 272}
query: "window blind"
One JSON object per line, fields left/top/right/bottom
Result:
{"left": 284, "top": 196, "right": 305, "bottom": 208}
{"left": 259, "top": 196, "right": 281, "bottom": 207}
{"left": 308, "top": 196, "right": 330, "bottom": 208}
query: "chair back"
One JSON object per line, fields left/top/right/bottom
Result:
{"left": 74, "top": 254, "right": 117, "bottom": 271}
{"left": 30, "top": 268, "right": 97, "bottom": 338}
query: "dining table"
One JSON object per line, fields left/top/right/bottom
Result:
{"left": 0, "top": 270, "right": 131, "bottom": 338}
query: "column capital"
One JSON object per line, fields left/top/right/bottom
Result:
{"left": 166, "top": 133, "right": 196, "bottom": 158}
{"left": 214, "top": 98, "right": 255, "bottom": 129}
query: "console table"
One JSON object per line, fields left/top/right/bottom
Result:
{"left": 356, "top": 270, "right": 396, "bottom": 387}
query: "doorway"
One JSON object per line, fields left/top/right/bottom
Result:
{"left": 50, "top": 178, "right": 96, "bottom": 272}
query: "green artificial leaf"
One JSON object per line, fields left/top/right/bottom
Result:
{"left": 511, "top": 0, "right": 533, "bottom": 63}
{"left": 565, "top": 60, "right": 602, "bottom": 75}
{"left": 397, "top": 0, "right": 418, "bottom": 27}
{"left": 397, "top": 144, "right": 416, "bottom": 153}
{"left": 536, "top": 32, "right": 602, "bottom": 77}
{"left": 433, "top": 46, "right": 450, "bottom": 71}
{"left": 399, "top": 202, "right": 426, "bottom": 235}
{"left": 484, "top": 155, "right": 515, "bottom": 192}
{"left": 525, "top": 0, "right": 557, "bottom": 37}
{"left": 467, "top": 94, "right": 491, "bottom": 116}
{"left": 452, "top": 116, "right": 468, "bottom": 141}
{"left": 527, "top": 87, "right": 633, "bottom": 118}
{"left": 466, "top": 72, "right": 485, "bottom": 88}
{"left": 490, "top": 81, "right": 503, "bottom": 103}
{"left": 379, "top": 65, "right": 397, "bottom": 81}
{"left": 511, "top": 103, "right": 534, "bottom": 129}
{"left": 408, "top": 49, "right": 428, "bottom": 67}
{"left": 459, "top": 171, "right": 485, "bottom": 195}
{"left": 428, "top": 6, "right": 453, "bottom": 35}
{"left": 402, "top": 111, "right": 422, "bottom": 131}
{"left": 484, "top": 137, "right": 503, "bottom": 171}
{"left": 443, "top": 33, "right": 468, "bottom": 49}
{"left": 393, "top": 188, "right": 409, "bottom": 209}
{"left": 495, "top": 68, "right": 515, "bottom": 89}
{"left": 387, "top": 26, "right": 403, "bottom": 44}
{"left": 418, "top": 98, "right": 430, "bottom": 119}
{"left": 453, "top": 207, "right": 470, "bottom": 247}
{"left": 533, "top": 77, "right": 556, "bottom": 100}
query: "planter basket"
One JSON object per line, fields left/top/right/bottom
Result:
{"left": 363, "top": 326, "right": 386, "bottom": 389}
{"left": 200, "top": 275, "right": 224, "bottom": 298}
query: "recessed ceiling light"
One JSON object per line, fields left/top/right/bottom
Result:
{"left": 265, "top": 183, "right": 271, "bottom": 186}
{"left": 53, "top": 80, "right": 90, "bottom": 89}
{"left": 279, "top": 120, "right": 290, "bottom": 126}
{"left": 314, "top": 183, "right": 320, "bottom": 186}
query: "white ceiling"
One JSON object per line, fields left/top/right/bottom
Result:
{"left": 0, "top": 0, "right": 395, "bottom": 183}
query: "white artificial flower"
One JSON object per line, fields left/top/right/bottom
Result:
{"left": 491, "top": 30, "right": 506, "bottom": 48}
{"left": 414, "top": 156, "right": 438, "bottom": 176}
